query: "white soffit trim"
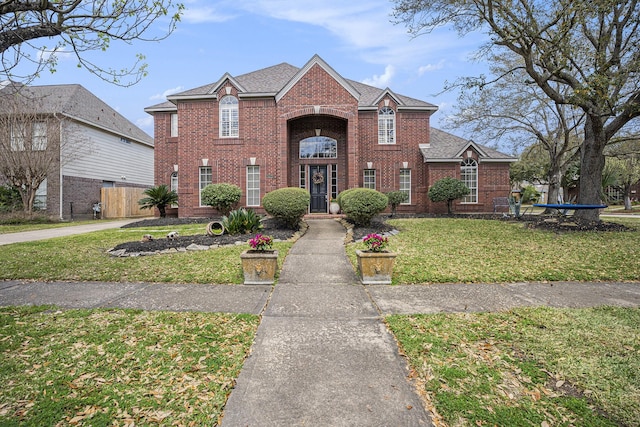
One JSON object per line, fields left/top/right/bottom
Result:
{"left": 455, "top": 141, "right": 488, "bottom": 158}
{"left": 372, "top": 88, "right": 403, "bottom": 107}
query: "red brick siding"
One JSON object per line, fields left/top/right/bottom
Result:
{"left": 151, "top": 66, "right": 512, "bottom": 217}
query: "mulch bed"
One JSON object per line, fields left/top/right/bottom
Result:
{"left": 112, "top": 214, "right": 631, "bottom": 255}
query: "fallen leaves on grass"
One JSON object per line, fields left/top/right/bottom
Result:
{"left": 0, "top": 306, "right": 259, "bottom": 426}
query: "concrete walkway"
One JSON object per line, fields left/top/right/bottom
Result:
{"left": 1, "top": 219, "right": 639, "bottom": 426}
{"left": 0, "top": 219, "right": 141, "bottom": 246}
{"left": 221, "top": 219, "right": 432, "bottom": 426}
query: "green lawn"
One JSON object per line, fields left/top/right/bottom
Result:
{"left": 347, "top": 217, "right": 640, "bottom": 284}
{"left": 0, "top": 223, "right": 291, "bottom": 284}
{"left": 388, "top": 306, "right": 640, "bottom": 427}
{"left": 0, "top": 306, "right": 259, "bottom": 426}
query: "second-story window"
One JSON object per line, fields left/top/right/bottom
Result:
{"left": 378, "top": 106, "right": 395, "bottom": 144}
{"left": 170, "top": 113, "right": 178, "bottom": 137}
{"left": 220, "top": 96, "right": 239, "bottom": 138}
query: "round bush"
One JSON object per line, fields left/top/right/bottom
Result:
{"left": 336, "top": 188, "right": 358, "bottom": 210}
{"left": 201, "top": 183, "right": 242, "bottom": 216}
{"left": 339, "top": 188, "right": 388, "bottom": 226}
{"left": 262, "top": 187, "right": 310, "bottom": 228}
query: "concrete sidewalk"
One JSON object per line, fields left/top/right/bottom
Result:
{"left": 0, "top": 219, "right": 141, "bottom": 246}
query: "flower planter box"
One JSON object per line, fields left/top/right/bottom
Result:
{"left": 356, "top": 250, "right": 397, "bottom": 285}
{"left": 240, "top": 250, "right": 278, "bottom": 285}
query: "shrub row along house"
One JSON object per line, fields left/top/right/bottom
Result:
{"left": 0, "top": 82, "right": 154, "bottom": 219}
{"left": 146, "top": 55, "right": 515, "bottom": 217}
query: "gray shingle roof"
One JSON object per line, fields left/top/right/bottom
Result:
{"left": 161, "top": 56, "right": 437, "bottom": 110}
{"left": 0, "top": 82, "right": 153, "bottom": 146}
{"left": 422, "top": 128, "right": 516, "bottom": 162}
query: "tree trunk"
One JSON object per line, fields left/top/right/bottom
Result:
{"left": 545, "top": 161, "right": 563, "bottom": 213}
{"left": 158, "top": 204, "right": 166, "bottom": 218}
{"left": 574, "top": 117, "right": 606, "bottom": 222}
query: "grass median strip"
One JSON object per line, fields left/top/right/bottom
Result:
{"left": 387, "top": 306, "right": 640, "bottom": 427}
{"left": 0, "top": 306, "right": 259, "bottom": 426}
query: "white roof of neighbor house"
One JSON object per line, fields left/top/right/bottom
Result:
{"left": 0, "top": 81, "right": 153, "bottom": 147}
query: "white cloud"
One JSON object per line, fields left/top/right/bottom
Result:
{"left": 181, "top": 0, "right": 236, "bottom": 24}
{"left": 418, "top": 59, "right": 446, "bottom": 75}
{"left": 149, "top": 86, "right": 184, "bottom": 101}
{"left": 361, "top": 65, "right": 395, "bottom": 88}
{"left": 37, "top": 46, "right": 72, "bottom": 62}
{"left": 136, "top": 115, "right": 154, "bottom": 131}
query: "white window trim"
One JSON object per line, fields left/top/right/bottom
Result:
{"left": 219, "top": 95, "right": 239, "bottom": 138}
{"left": 170, "top": 113, "right": 178, "bottom": 137}
{"left": 199, "top": 166, "right": 212, "bottom": 207}
{"left": 247, "top": 165, "right": 260, "bottom": 207}
{"left": 400, "top": 169, "right": 411, "bottom": 205}
{"left": 10, "top": 123, "right": 25, "bottom": 151}
{"left": 378, "top": 107, "right": 395, "bottom": 145}
{"left": 32, "top": 122, "right": 47, "bottom": 151}
{"left": 170, "top": 172, "right": 178, "bottom": 208}
{"left": 363, "top": 169, "right": 376, "bottom": 190}
{"left": 461, "top": 158, "right": 478, "bottom": 203}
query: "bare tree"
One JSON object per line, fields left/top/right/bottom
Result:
{"left": 394, "top": 0, "right": 640, "bottom": 221}
{"left": 0, "top": 85, "right": 88, "bottom": 213}
{"left": 0, "top": 0, "right": 183, "bottom": 86}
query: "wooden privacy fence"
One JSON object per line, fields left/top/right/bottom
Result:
{"left": 100, "top": 187, "right": 153, "bottom": 219}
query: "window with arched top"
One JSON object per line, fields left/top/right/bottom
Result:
{"left": 299, "top": 136, "right": 337, "bottom": 159}
{"left": 219, "top": 95, "right": 239, "bottom": 137}
{"left": 378, "top": 107, "right": 395, "bottom": 144}
{"left": 461, "top": 158, "right": 478, "bottom": 203}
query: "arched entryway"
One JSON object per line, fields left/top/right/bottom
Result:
{"left": 287, "top": 115, "right": 348, "bottom": 213}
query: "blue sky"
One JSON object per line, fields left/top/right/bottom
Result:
{"left": 20, "top": 0, "right": 489, "bottom": 137}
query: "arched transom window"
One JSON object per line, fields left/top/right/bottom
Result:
{"left": 219, "top": 95, "right": 239, "bottom": 137}
{"left": 299, "top": 136, "right": 337, "bottom": 159}
{"left": 461, "top": 158, "right": 478, "bottom": 203}
{"left": 378, "top": 107, "right": 395, "bottom": 144}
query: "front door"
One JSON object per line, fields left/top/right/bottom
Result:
{"left": 309, "top": 165, "right": 328, "bottom": 213}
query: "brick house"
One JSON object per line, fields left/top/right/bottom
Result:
{"left": 0, "top": 82, "right": 154, "bottom": 219}
{"left": 145, "top": 55, "right": 515, "bottom": 217}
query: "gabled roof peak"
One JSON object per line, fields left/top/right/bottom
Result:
{"left": 275, "top": 54, "right": 360, "bottom": 102}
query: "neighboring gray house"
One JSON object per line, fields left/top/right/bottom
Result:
{"left": 0, "top": 82, "right": 154, "bottom": 219}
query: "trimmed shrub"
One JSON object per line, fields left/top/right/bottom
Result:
{"left": 201, "top": 183, "right": 242, "bottom": 216}
{"left": 340, "top": 188, "right": 388, "bottom": 226}
{"left": 428, "top": 177, "right": 469, "bottom": 214}
{"left": 386, "top": 190, "right": 408, "bottom": 216}
{"left": 222, "top": 208, "right": 263, "bottom": 235}
{"left": 262, "top": 187, "right": 310, "bottom": 229}
{"left": 336, "top": 188, "right": 358, "bottom": 210}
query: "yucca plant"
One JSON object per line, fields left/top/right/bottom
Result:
{"left": 138, "top": 185, "right": 178, "bottom": 218}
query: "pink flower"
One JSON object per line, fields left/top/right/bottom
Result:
{"left": 363, "top": 233, "right": 388, "bottom": 252}
{"left": 249, "top": 233, "right": 273, "bottom": 251}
